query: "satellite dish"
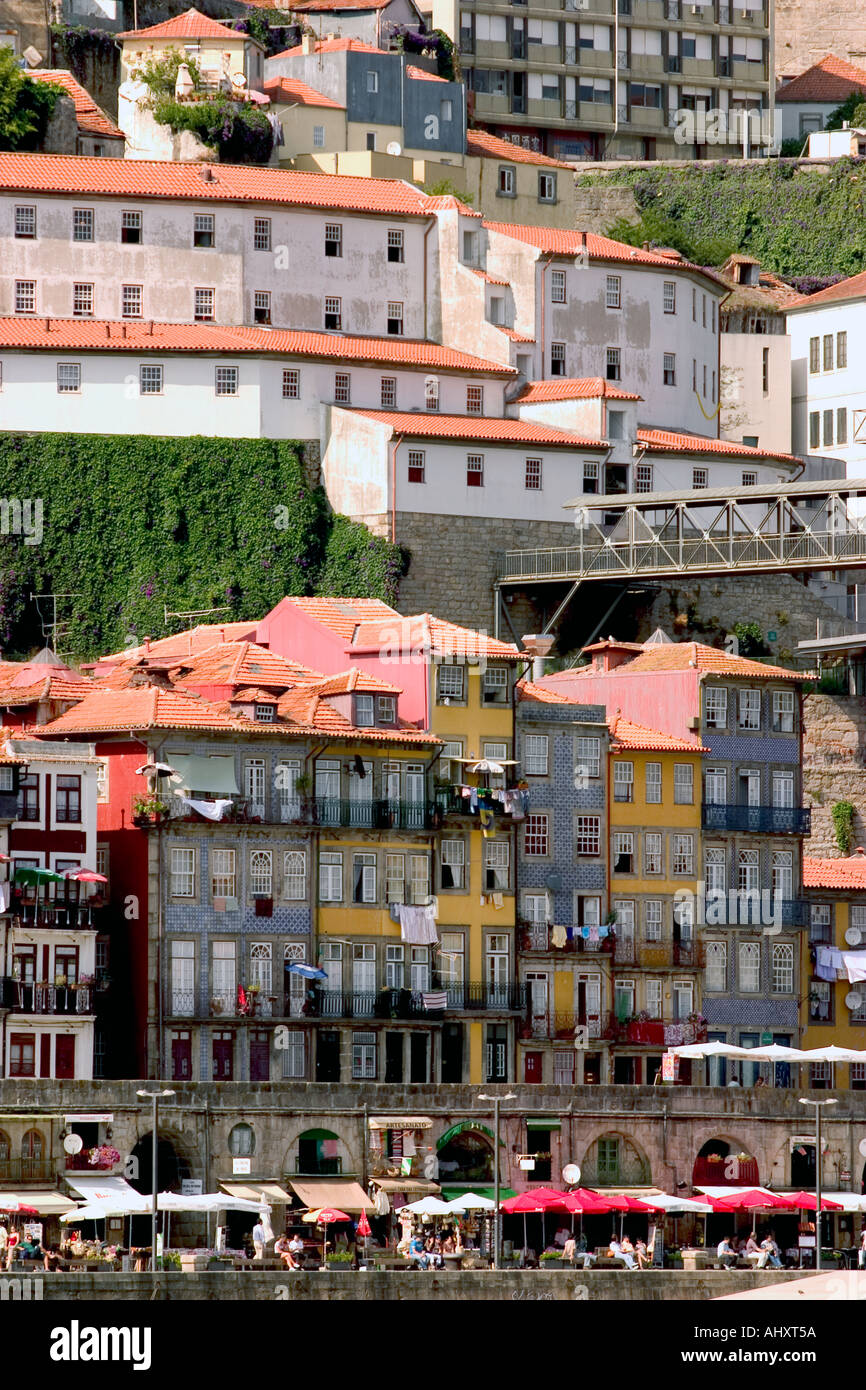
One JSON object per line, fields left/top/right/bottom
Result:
{"left": 859, "top": 1138, "right": 866, "bottom": 1159}
{"left": 386, "top": 141, "right": 403, "bottom": 156}
{"left": 562, "top": 1163, "right": 581, "bottom": 1185}
{"left": 846, "top": 991, "right": 863, "bottom": 1011}
{"left": 846, "top": 926, "right": 862, "bottom": 946}
{"left": 63, "top": 1133, "right": 83, "bottom": 1155}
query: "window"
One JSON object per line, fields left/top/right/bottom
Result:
{"left": 253, "top": 290, "right": 271, "bottom": 325}
{"left": 72, "top": 207, "right": 93, "bottom": 242}
{"left": 18, "top": 773, "right": 39, "bottom": 821}
{"left": 663, "top": 281, "right": 676, "bottom": 314}
{"left": 15, "top": 280, "right": 36, "bottom": 314}
{"left": 437, "top": 664, "right": 464, "bottom": 702}
{"left": 524, "top": 733, "right": 548, "bottom": 775}
{"left": 663, "top": 352, "right": 676, "bottom": 386}
{"left": 353, "top": 852, "right": 377, "bottom": 904}
{"left": 823, "top": 334, "right": 834, "bottom": 372}
{"left": 387, "top": 301, "right": 404, "bottom": 336}
{"left": 385, "top": 942, "right": 404, "bottom": 990}
{"left": 575, "top": 736, "right": 600, "bottom": 779}
{"left": 809, "top": 412, "right": 820, "bottom": 449}
{"left": 674, "top": 763, "right": 693, "bottom": 804}
{"left": 375, "top": 696, "right": 396, "bottom": 725}
{"left": 122, "top": 284, "right": 142, "bottom": 318}
{"left": 425, "top": 377, "right": 439, "bottom": 411}
{"left": 211, "top": 848, "right": 237, "bottom": 900}
{"left": 140, "top": 363, "right": 163, "bottom": 394}
{"left": 483, "top": 840, "right": 509, "bottom": 891}
{"left": 642, "top": 761, "right": 661, "bottom": 803}
{"left": 353, "top": 1031, "right": 377, "bottom": 1079}
{"left": 551, "top": 270, "right": 566, "bottom": 303}
{"left": 606, "top": 347, "right": 621, "bottom": 381}
{"left": 228, "top": 1122, "right": 254, "bottom": 1157}
{"left": 704, "top": 767, "right": 727, "bottom": 805}
{"left": 634, "top": 464, "right": 653, "bottom": 493}
{"left": 738, "top": 849, "right": 760, "bottom": 894}
{"left": 57, "top": 363, "right": 81, "bottom": 395}
{"left": 644, "top": 899, "right": 662, "bottom": 942}
{"left": 525, "top": 457, "right": 542, "bottom": 490}
{"left": 613, "top": 760, "right": 634, "bottom": 802}
{"left": 193, "top": 213, "right": 215, "bottom": 248}
{"left": 387, "top": 229, "right": 404, "bottom": 263}
{"left": 692, "top": 287, "right": 696, "bottom": 322}
{"left": 739, "top": 941, "right": 760, "bottom": 993}
{"left": 250, "top": 849, "right": 272, "bottom": 897}
{"left": 524, "top": 813, "right": 549, "bottom": 857}
{"left": 283, "top": 849, "right": 306, "bottom": 900}
{"left": 409, "top": 853, "right": 430, "bottom": 904}
{"left": 325, "top": 223, "right": 342, "bottom": 257}
{"left": 606, "top": 275, "right": 621, "bottom": 309}
{"left": 319, "top": 851, "right": 343, "bottom": 902}
{"left": 838, "top": 408, "right": 848, "bottom": 445}
{"left": 10, "top": 1035, "right": 35, "bottom": 1077}
{"left": 408, "top": 449, "right": 425, "bottom": 483}
{"left": 738, "top": 688, "right": 760, "bottom": 729}
{"left": 705, "top": 940, "right": 727, "bottom": 992}
{"left": 771, "top": 942, "right": 794, "bottom": 994}
{"left": 324, "top": 297, "right": 341, "bottom": 330}
{"left": 121, "top": 210, "right": 141, "bottom": 244}
{"left": 645, "top": 832, "right": 662, "bottom": 875}
{"left": 72, "top": 282, "right": 94, "bottom": 317}
{"left": 583, "top": 460, "right": 599, "bottom": 493}
{"left": 466, "top": 384, "right": 484, "bottom": 415}
{"left": 673, "top": 833, "right": 694, "bottom": 875}
{"left": 385, "top": 852, "right": 406, "bottom": 903}
{"left": 55, "top": 774, "right": 81, "bottom": 821}
{"left": 194, "top": 287, "right": 214, "bottom": 321}
{"left": 762, "top": 346, "right": 769, "bottom": 395}
{"left": 215, "top": 366, "right": 238, "bottom": 396}
{"left": 704, "top": 686, "right": 727, "bottom": 729}
{"left": 498, "top": 165, "right": 516, "bottom": 196}
{"left": 538, "top": 173, "right": 557, "bottom": 202}
{"left": 771, "top": 770, "right": 794, "bottom": 808}
{"left": 354, "top": 694, "right": 374, "bottom": 726}
{"left": 630, "top": 82, "right": 661, "bottom": 107}
{"left": 440, "top": 839, "right": 465, "bottom": 891}
{"left": 253, "top": 217, "right": 271, "bottom": 251}
{"left": 551, "top": 342, "right": 565, "bottom": 375}
{"left": 334, "top": 372, "right": 351, "bottom": 404}
{"left": 823, "top": 410, "right": 834, "bottom": 448}
{"left": 741, "top": 469, "right": 758, "bottom": 487}
{"left": 837, "top": 330, "right": 848, "bottom": 368}
{"left": 15, "top": 205, "right": 36, "bottom": 239}
{"left": 366, "top": 69, "right": 378, "bottom": 92}
{"left": 772, "top": 689, "right": 794, "bottom": 732}
{"left": 313, "top": 125, "right": 325, "bottom": 147}
{"left": 375, "top": 375, "right": 397, "bottom": 410}
{"left": 465, "top": 452, "right": 484, "bottom": 487}
{"left": 689, "top": 467, "right": 708, "bottom": 489}
{"left": 613, "top": 832, "right": 633, "bottom": 873}
{"left": 483, "top": 666, "right": 508, "bottom": 704}
{"left": 282, "top": 368, "right": 299, "bottom": 399}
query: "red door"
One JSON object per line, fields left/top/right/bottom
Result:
{"left": 250, "top": 1031, "right": 270, "bottom": 1082}
{"left": 171, "top": 1031, "right": 192, "bottom": 1081}
{"left": 213, "top": 1030, "right": 234, "bottom": 1080}
{"left": 524, "top": 1051, "right": 543, "bottom": 1084}
{"left": 55, "top": 1034, "right": 76, "bottom": 1079}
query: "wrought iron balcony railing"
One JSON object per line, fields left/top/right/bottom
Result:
{"left": 701, "top": 803, "right": 811, "bottom": 835}
{"left": 1, "top": 980, "right": 92, "bottom": 1014}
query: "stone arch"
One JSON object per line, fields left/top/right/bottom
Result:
{"left": 228, "top": 1122, "right": 255, "bottom": 1158}
{"left": 580, "top": 1130, "right": 651, "bottom": 1187}
{"left": 127, "top": 1125, "right": 193, "bottom": 1194}
{"left": 0, "top": 1129, "right": 9, "bottom": 1168}
{"left": 436, "top": 1122, "right": 496, "bottom": 1185}
{"left": 279, "top": 1120, "right": 359, "bottom": 1179}
{"left": 691, "top": 1133, "right": 760, "bottom": 1189}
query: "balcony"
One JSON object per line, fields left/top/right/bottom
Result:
{"left": 437, "top": 787, "right": 516, "bottom": 819}
{"left": 697, "top": 896, "right": 809, "bottom": 929}
{"left": 0, "top": 1159, "right": 56, "bottom": 1183}
{"left": 701, "top": 803, "right": 811, "bottom": 835}
{"left": 11, "top": 897, "right": 105, "bottom": 930}
{"left": 527, "top": 1011, "right": 602, "bottom": 1040}
{"left": 614, "top": 940, "right": 706, "bottom": 968}
{"left": 294, "top": 1157, "right": 342, "bottom": 1175}
{"left": 1, "top": 980, "right": 92, "bottom": 1014}
{"left": 604, "top": 1013, "right": 708, "bottom": 1045}
{"left": 139, "top": 794, "right": 437, "bottom": 831}
{"left": 309, "top": 984, "right": 527, "bottom": 1016}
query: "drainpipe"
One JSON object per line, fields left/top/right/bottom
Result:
{"left": 390, "top": 432, "right": 405, "bottom": 544}
{"left": 422, "top": 217, "right": 436, "bottom": 342}
{"left": 538, "top": 254, "right": 555, "bottom": 380}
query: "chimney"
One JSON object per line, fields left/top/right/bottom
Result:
{"left": 578, "top": 230, "right": 586, "bottom": 249}
{"left": 143, "top": 636, "right": 151, "bottom": 653}
{"left": 301, "top": 33, "right": 314, "bottom": 53}
{"left": 122, "top": 324, "right": 127, "bottom": 339}
{"left": 199, "top": 164, "right": 215, "bottom": 182}
{"left": 148, "top": 319, "right": 154, "bottom": 335}
{"left": 44, "top": 316, "right": 50, "bottom": 332}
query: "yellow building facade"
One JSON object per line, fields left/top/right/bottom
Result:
{"left": 803, "top": 854, "right": 866, "bottom": 1091}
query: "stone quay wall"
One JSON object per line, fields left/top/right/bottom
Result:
{"left": 803, "top": 692, "right": 866, "bottom": 857}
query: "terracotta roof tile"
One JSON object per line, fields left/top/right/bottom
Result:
{"left": 117, "top": 8, "right": 251, "bottom": 40}
{"left": 466, "top": 130, "right": 573, "bottom": 168}
{"left": 230, "top": 687, "right": 280, "bottom": 702}
{"left": 516, "top": 377, "right": 642, "bottom": 403}
{"left": 344, "top": 408, "right": 607, "bottom": 448}
{"left": 263, "top": 596, "right": 400, "bottom": 641}
{"left": 608, "top": 713, "right": 708, "bottom": 753}
{"left": 27, "top": 71, "right": 124, "bottom": 141}
{"left": 786, "top": 269, "right": 866, "bottom": 312}
{"left": 262, "top": 76, "right": 345, "bottom": 108}
{"left": 351, "top": 613, "right": 521, "bottom": 660}
{"left": 423, "top": 193, "right": 483, "bottom": 218}
{"left": 469, "top": 268, "right": 511, "bottom": 286}
{"left": 483, "top": 221, "right": 723, "bottom": 287}
{"left": 0, "top": 318, "right": 515, "bottom": 375}
{"left": 39, "top": 686, "right": 243, "bottom": 733}
{"left": 636, "top": 427, "right": 801, "bottom": 466}
{"left": 775, "top": 54, "right": 866, "bottom": 103}
{"left": 617, "top": 641, "right": 803, "bottom": 682}
{"left": 516, "top": 678, "right": 569, "bottom": 704}
{"left": 292, "top": 0, "right": 391, "bottom": 10}
{"left": 406, "top": 65, "right": 446, "bottom": 82}
{"left": 804, "top": 852, "right": 866, "bottom": 889}
{"left": 0, "top": 153, "right": 432, "bottom": 216}
{"left": 270, "top": 36, "right": 387, "bottom": 57}
{"left": 276, "top": 687, "right": 438, "bottom": 742}
{"left": 313, "top": 668, "right": 402, "bottom": 694}
{"left": 498, "top": 328, "right": 535, "bottom": 342}
{"left": 174, "top": 640, "right": 321, "bottom": 690}
{"left": 96, "top": 621, "right": 258, "bottom": 667}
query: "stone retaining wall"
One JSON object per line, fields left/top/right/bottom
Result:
{"left": 803, "top": 692, "right": 866, "bottom": 856}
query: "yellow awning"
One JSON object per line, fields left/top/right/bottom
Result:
{"left": 288, "top": 1179, "right": 375, "bottom": 1213}
{"left": 368, "top": 1116, "right": 433, "bottom": 1130}
{"left": 220, "top": 1181, "right": 292, "bottom": 1205}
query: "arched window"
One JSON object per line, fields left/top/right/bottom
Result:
{"left": 0, "top": 1130, "right": 9, "bottom": 1172}
{"left": 581, "top": 1132, "right": 650, "bottom": 1187}
{"left": 228, "top": 1123, "right": 255, "bottom": 1157}
{"left": 692, "top": 1138, "right": 759, "bottom": 1188}
{"left": 21, "top": 1129, "right": 43, "bottom": 1178}
{"left": 297, "top": 1129, "right": 340, "bottom": 1175}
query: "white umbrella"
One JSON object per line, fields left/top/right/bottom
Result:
{"left": 804, "top": 1045, "right": 866, "bottom": 1063}
{"left": 672, "top": 1041, "right": 753, "bottom": 1059}
{"left": 644, "top": 1194, "right": 714, "bottom": 1214}
{"left": 398, "top": 1196, "right": 453, "bottom": 1216}
{"left": 446, "top": 1193, "right": 496, "bottom": 1212}
{"left": 159, "top": 1192, "right": 269, "bottom": 1213}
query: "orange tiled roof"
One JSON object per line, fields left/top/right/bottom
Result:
{"left": 608, "top": 713, "right": 708, "bottom": 753}
{"left": 263, "top": 76, "right": 344, "bottom": 108}
{"left": 407, "top": 65, "right": 446, "bottom": 82}
{"left": 786, "top": 269, "right": 866, "bottom": 312}
{"left": 313, "top": 668, "right": 402, "bottom": 695}
{"left": 804, "top": 852, "right": 866, "bottom": 890}
{"left": 276, "top": 688, "right": 438, "bottom": 742}
{"left": 27, "top": 71, "right": 124, "bottom": 141}
{"left": 616, "top": 641, "right": 803, "bottom": 682}
{"left": 96, "top": 622, "right": 258, "bottom": 666}
{"left": 0, "top": 319, "right": 516, "bottom": 375}
{"left": 231, "top": 687, "right": 280, "bottom": 702}
{"left": 0, "top": 675, "right": 93, "bottom": 707}
{"left": 423, "top": 193, "right": 483, "bottom": 219}
{"left": 516, "top": 378, "right": 642, "bottom": 403}
{"left": 344, "top": 409, "right": 608, "bottom": 448}
{"left": 270, "top": 36, "right": 388, "bottom": 57}
{"left": 173, "top": 640, "right": 321, "bottom": 690}
{"left": 117, "top": 7, "right": 251, "bottom": 40}
{"left": 0, "top": 153, "right": 434, "bottom": 216}
{"left": 351, "top": 613, "right": 521, "bottom": 660}
{"left": 498, "top": 328, "right": 535, "bottom": 342}
{"left": 263, "top": 596, "right": 400, "bottom": 641}
{"left": 775, "top": 54, "right": 866, "bottom": 103}
{"left": 38, "top": 686, "right": 245, "bottom": 733}
{"left": 292, "top": 0, "right": 391, "bottom": 10}
{"left": 469, "top": 269, "right": 511, "bottom": 286}
{"left": 636, "top": 428, "right": 801, "bottom": 466}
{"left": 516, "top": 678, "right": 569, "bottom": 704}
{"left": 466, "top": 130, "right": 573, "bottom": 169}
{"left": 483, "top": 222, "right": 723, "bottom": 286}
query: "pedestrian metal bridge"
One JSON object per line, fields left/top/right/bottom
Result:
{"left": 496, "top": 476, "right": 866, "bottom": 587}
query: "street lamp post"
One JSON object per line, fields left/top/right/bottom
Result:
{"left": 478, "top": 1090, "right": 516, "bottom": 1270}
{"left": 137, "top": 1088, "right": 176, "bottom": 1279}
{"left": 799, "top": 1096, "right": 837, "bottom": 1271}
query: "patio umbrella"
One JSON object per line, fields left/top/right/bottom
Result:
{"left": 446, "top": 1193, "right": 496, "bottom": 1212}
{"left": 501, "top": 1189, "right": 567, "bottom": 1255}
{"left": 285, "top": 963, "right": 328, "bottom": 980}
{"left": 398, "top": 1196, "right": 453, "bottom": 1216}
{"left": 13, "top": 866, "right": 66, "bottom": 885}
{"left": 316, "top": 1206, "right": 350, "bottom": 1264}
{"left": 561, "top": 1189, "right": 611, "bottom": 1242}
{"left": 357, "top": 1208, "right": 371, "bottom": 1264}
{"left": 782, "top": 1192, "right": 843, "bottom": 1212}
{"left": 0, "top": 1199, "right": 37, "bottom": 1214}
{"left": 62, "top": 869, "right": 108, "bottom": 883}
{"left": 721, "top": 1190, "right": 789, "bottom": 1211}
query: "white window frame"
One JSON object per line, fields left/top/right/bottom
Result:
{"left": 211, "top": 848, "right": 237, "bottom": 900}
{"left": 171, "top": 846, "right": 195, "bottom": 898}
{"left": 319, "top": 851, "right": 343, "bottom": 902}
{"left": 704, "top": 686, "right": 728, "bottom": 728}
{"left": 524, "top": 733, "right": 549, "bottom": 775}
{"left": 645, "top": 761, "right": 662, "bottom": 803}
{"left": 283, "top": 849, "right": 306, "bottom": 900}
{"left": 674, "top": 763, "right": 694, "bottom": 805}
{"left": 613, "top": 760, "right": 634, "bottom": 802}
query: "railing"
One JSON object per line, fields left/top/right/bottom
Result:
{"left": 11, "top": 901, "right": 105, "bottom": 930}
{"left": 311, "top": 984, "right": 527, "bottom": 1016}
{"left": 697, "top": 896, "right": 809, "bottom": 928}
{"left": 528, "top": 1011, "right": 602, "bottom": 1040}
{"left": 0, "top": 1159, "right": 56, "bottom": 1183}
{"left": 151, "top": 795, "right": 437, "bottom": 830}
{"left": 702, "top": 803, "right": 811, "bottom": 835}
{"left": 1, "top": 981, "right": 92, "bottom": 1014}
{"left": 604, "top": 1013, "right": 707, "bottom": 1044}
{"left": 437, "top": 787, "right": 515, "bottom": 818}
{"left": 294, "top": 1157, "right": 343, "bottom": 1175}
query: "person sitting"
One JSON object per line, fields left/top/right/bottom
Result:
{"left": 17, "top": 1237, "right": 43, "bottom": 1262}
{"left": 634, "top": 1238, "right": 649, "bottom": 1270}
{"left": 609, "top": 1236, "right": 636, "bottom": 1269}
{"left": 441, "top": 1233, "right": 456, "bottom": 1256}
{"left": 43, "top": 1246, "right": 65, "bottom": 1273}
{"left": 760, "top": 1236, "right": 782, "bottom": 1269}
{"left": 575, "top": 1233, "right": 596, "bottom": 1269}
{"left": 717, "top": 1237, "right": 737, "bottom": 1269}
{"left": 408, "top": 1234, "right": 428, "bottom": 1270}
{"left": 274, "top": 1235, "right": 294, "bottom": 1269}
{"left": 425, "top": 1235, "right": 443, "bottom": 1270}
{"left": 621, "top": 1235, "right": 637, "bottom": 1266}
{"left": 562, "top": 1234, "right": 576, "bottom": 1267}
{"left": 518, "top": 1245, "right": 538, "bottom": 1269}
{"left": 744, "top": 1232, "right": 767, "bottom": 1267}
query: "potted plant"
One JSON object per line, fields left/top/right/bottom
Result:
{"left": 133, "top": 793, "right": 169, "bottom": 826}
{"left": 540, "top": 1249, "right": 563, "bottom": 1267}
{"left": 326, "top": 1250, "right": 353, "bottom": 1266}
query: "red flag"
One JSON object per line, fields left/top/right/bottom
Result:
{"left": 238, "top": 986, "right": 248, "bottom": 1014}
{"left": 357, "top": 1211, "right": 371, "bottom": 1238}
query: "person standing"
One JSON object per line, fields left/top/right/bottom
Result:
{"left": 252, "top": 1217, "right": 267, "bottom": 1261}
{"left": 858, "top": 1230, "right": 866, "bottom": 1269}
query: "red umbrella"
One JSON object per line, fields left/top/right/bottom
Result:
{"left": 501, "top": 1191, "right": 566, "bottom": 1212}
{"left": 62, "top": 869, "right": 107, "bottom": 883}
{"left": 0, "top": 1201, "right": 37, "bottom": 1214}
{"left": 316, "top": 1206, "right": 351, "bottom": 1264}
{"left": 721, "top": 1189, "right": 789, "bottom": 1211}
{"left": 781, "top": 1192, "right": 843, "bottom": 1211}
{"left": 357, "top": 1210, "right": 372, "bottom": 1236}
{"left": 562, "top": 1191, "right": 611, "bottom": 1214}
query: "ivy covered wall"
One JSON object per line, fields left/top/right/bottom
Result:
{"left": 0, "top": 434, "right": 404, "bottom": 660}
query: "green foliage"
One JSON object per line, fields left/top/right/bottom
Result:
{"left": 733, "top": 621, "right": 769, "bottom": 658}
{"left": 0, "top": 434, "right": 402, "bottom": 660}
{"left": 137, "top": 49, "right": 202, "bottom": 98}
{"left": 423, "top": 178, "right": 472, "bottom": 203}
{"left": 0, "top": 48, "right": 62, "bottom": 151}
{"left": 431, "top": 28, "right": 459, "bottom": 81}
{"left": 50, "top": 24, "right": 119, "bottom": 79}
{"left": 826, "top": 92, "right": 866, "bottom": 131}
{"left": 151, "top": 96, "right": 273, "bottom": 163}
{"left": 606, "top": 203, "right": 736, "bottom": 267}
{"left": 832, "top": 801, "right": 855, "bottom": 856}
{"left": 778, "top": 138, "right": 806, "bottom": 159}
{"left": 592, "top": 161, "right": 866, "bottom": 277}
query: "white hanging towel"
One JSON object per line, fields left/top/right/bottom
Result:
{"left": 843, "top": 951, "right": 866, "bottom": 984}
{"left": 398, "top": 903, "right": 439, "bottom": 945}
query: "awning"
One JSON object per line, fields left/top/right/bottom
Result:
{"left": 370, "top": 1178, "right": 441, "bottom": 1195}
{"left": 441, "top": 1187, "right": 517, "bottom": 1202}
{"left": 369, "top": 1116, "right": 433, "bottom": 1131}
{"left": 288, "top": 1179, "right": 375, "bottom": 1213}
{"left": 437, "top": 1121, "right": 503, "bottom": 1149}
{"left": 168, "top": 754, "right": 239, "bottom": 796}
{"left": 64, "top": 1173, "right": 150, "bottom": 1209}
{"left": 526, "top": 1117, "right": 561, "bottom": 1130}
{"left": 0, "top": 1189, "right": 77, "bottom": 1215}
{"left": 220, "top": 1181, "right": 292, "bottom": 1205}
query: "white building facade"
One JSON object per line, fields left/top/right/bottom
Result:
{"left": 787, "top": 274, "right": 866, "bottom": 471}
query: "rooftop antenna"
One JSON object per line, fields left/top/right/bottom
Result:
{"left": 29, "top": 590, "right": 82, "bottom": 662}
{"left": 163, "top": 603, "right": 234, "bottom": 658}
